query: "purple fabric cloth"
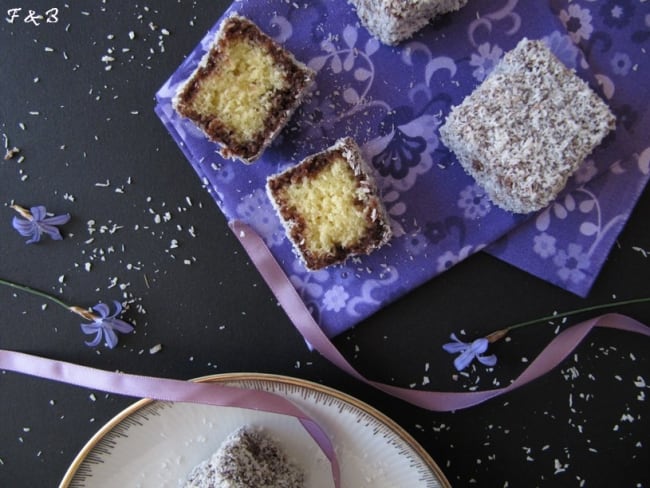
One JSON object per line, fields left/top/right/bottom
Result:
{"left": 485, "top": 0, "right": 650, "bottom": 294}
{"left": 155, "top": 0, "right": 650, "bottom": 337}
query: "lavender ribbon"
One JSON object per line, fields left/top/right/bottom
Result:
{"left": 0, "top": 349, "right": 341, "bottom": 488}
{"left": 230, "top": 220, "right": 650, "bottom": 411}
{"left": 1, "top": 223, "right": 648, "bottom": 485}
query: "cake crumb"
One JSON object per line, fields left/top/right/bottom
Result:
{"left": 4, "top": 147, "right": 20, "bottom": 160}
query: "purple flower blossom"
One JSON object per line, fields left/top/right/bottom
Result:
{"left": 600, "top": 0, "right": 635, "bottom": 29}
{"left": 79, "top": 301, "right": 134, "bottom": 349}
{"left": 610, "top": 52, "right": 632, "bottom": 76}
{"left": 542, "top": 31, "right": 579, "bottom": 69}
{"left": 554, "top": 243, "right": 590, "bottom": 284}
{"left": 469, "top": 42, "right": 503, "bottom": 82}
{"left": 559, "top": 4, "right": 594, "bottom": 44}
{"left": 533, "top": 232, "right": 557, "bottom": 259}
{"left": 442, "top": 333, "right": 497, "bottom": 371}
{"left": 458, "top": 184, "right": 492, "bottom": 219}
{"left": 11, "top": 205, "right": 71, "bottom": 244}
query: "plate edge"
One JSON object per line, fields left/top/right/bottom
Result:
{"left": 59, "top": 372, "right": 451, "bottom": 488}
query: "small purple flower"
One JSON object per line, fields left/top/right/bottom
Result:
{"left": 543, "top": 31, "right": 579, "bottom": 69}
{"left": 559, "top": 4, "right": 594, "bottom": 44}
{"left": 533, "top": 232, "right": 557, "bottom": 259}
{"left": 11, "top": 205, "right": 71, "bottom": 244}
{"left": 554, "top": 243, "right": 590, "bottom": 284}
{"left": 323, "top": 284, "right": 349, "bottom": 312}
{"left": 79, "top": 301, "right": 134, "bottom": 349}
{"left": 600, "top": 0, "right": 635, "bottom": 29}
{"left": 458, "top": 184, "right": 492, "bottom": 219}
{"left": 610, "top": 52, "right": 632, "bottom": 76}
{"left": 404, "top": 231, "right": 428, "bottom": 256}
{"left": 442, "top": 333, "right": 497, "bottom": 371}
{"left": 469, "top": 42, "right": 503, "bottom": 82}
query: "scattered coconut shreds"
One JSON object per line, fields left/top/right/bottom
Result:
{"left": 4, "top": 147, "right": 20, "bottom": 160}
{"left": 4, "top": 7, "right": 647, "bottom": 488}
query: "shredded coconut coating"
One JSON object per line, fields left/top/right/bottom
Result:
{"left": 266, "top": 137, "right": 392, "bottom": 270}
{"left": 173, "top": 14, "right": 315, "bottom": 164}
{"left": 348, "top": 0, "right": 468, "bottom": 45}
{"left": 183, "top": 427, "right": 304, "bottom": 488}
{"left": 439, "top": 38, "right": 616, "bottom": 214}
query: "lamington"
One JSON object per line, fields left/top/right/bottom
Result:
{"left": 183, "top": 426, "right": 304, "bottom": 488}
{"left": 173, "top": 14, "right": 315, "bottom": 164}
{"left": 348, "top": 0, "right": 469, "bottom": 45}
{"left": 439, "top": 38, "right": 616, "bottom": 214}
{"left": 267, "top": 137, "right": 392, "bottom": 271}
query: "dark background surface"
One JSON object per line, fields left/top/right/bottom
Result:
{"left": 1, "top": 1, "right": 648, "bottom": 487}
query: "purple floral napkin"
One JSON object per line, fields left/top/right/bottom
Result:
{"left": 485, "top": 0, "right": 650, "bottom": 294}
{"left": 155, "top": 0, "right": 650, "bottom": 337}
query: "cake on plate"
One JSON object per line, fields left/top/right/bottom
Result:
{"left": 183, "top": 426, "right": 304, "bottom": 488}
{"left": 173, "top": 14, "right": 315, "bottom": 164}
{"left": 267, "top": 137, "right": 392, "bottom": 270}
{"left": 348, "top": 0, "right": 469, "bottom": 45}
{"left": 439, "top": 38, "right": 616, "bottom": 214}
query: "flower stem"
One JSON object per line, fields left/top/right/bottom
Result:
{"left": 501, "top": 297, "right": 650, "bottom": 337}
{"left": 0, "top": 277, "right": 71, "bottom": 312}
{"left": 10, "top": 204, "right": 32, "bottom": 220}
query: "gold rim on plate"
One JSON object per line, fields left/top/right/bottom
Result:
{"left": 60, "top": 372, "right": 451, "bottom": 488}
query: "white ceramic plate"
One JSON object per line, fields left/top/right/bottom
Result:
{"left": 60, "top": 373, "right": 450, "bottom": 487}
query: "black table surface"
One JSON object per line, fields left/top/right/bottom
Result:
{"left": 1, "top": 2, "right": 648, "bottom": 487}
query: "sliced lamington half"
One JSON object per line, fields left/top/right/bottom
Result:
{"left": 267, "top": 137, "right": 392, "bottom": 271}
{"left": 439, "top": 38, "right": 616, "bottom": 214}
{"left": 173, "top": 14, "right": 315, "bottom": 164}
{"left": 183, "top": 426, "right": 304, "bottom": 488}
{"left": 348, "top": 0, "right": 468, "bottom": 45}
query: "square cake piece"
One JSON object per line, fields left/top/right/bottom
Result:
{"left": 348, "top": 0, "right": 468, "bottom": 45}
{"left": 439, "top": 38, "right": 616, "bottom": 214}
{"left": 267, "top": 137, "right": 392, "bottom": 270}
{"left": 173, "top": 14, "right": 315, "bottom": 164}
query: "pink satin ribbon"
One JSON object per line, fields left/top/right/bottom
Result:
{"left": 0, "top": 349, "right": 341, "bottom": 487}
{"left": 1, "top": 221, "right": 648, "bottom": 487}
{"left": 229, "top": 220, "right": 650, "bottom": 411}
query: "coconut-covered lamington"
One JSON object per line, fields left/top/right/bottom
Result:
{"left": 439, "top": 38, "right": 616, "bottom": 214}
{"left": 348, "top": 0, "right": 468, "bottom": 45}
{"left": 183, "top": 426, "right": 304, "bottom": 488}
{"left": 173, "top": 14, "right": 315, "bottom": 164}
{"left": 267, "top": 137, "right": 392, "bottom": 270}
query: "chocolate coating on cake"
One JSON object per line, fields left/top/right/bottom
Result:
{"left": 173, "top": 14, "right": 315, "bottom": 163}
{"left": 267, "top": 137, "right": 392, "bottom": 270}
{"left": 349, "top": 0, "right": 468, "bottom": 45}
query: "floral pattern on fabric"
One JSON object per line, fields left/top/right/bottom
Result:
{"left": 487, "top": 0, "right": 650, "bottom": 294}
{"left": 155, "top": 0, "right": 650, "bottom": 336}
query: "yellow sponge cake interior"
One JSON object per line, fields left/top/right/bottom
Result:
{"left": 187, "top": 37, "right": 288, "bottom": 144}
{"left": 283, "top": 155, "right": 374, "bottom": 256}
{"left": 267, "top": 138, "right": 392, "bottom": 270}
{"left": 174, "top": 14, "right": 315, "bottom": 163}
